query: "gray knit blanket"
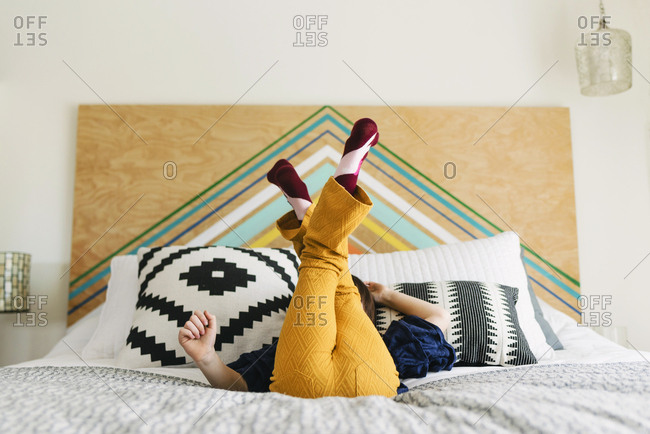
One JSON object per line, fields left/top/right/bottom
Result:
{"left": 1, "top": 362, "right": 648, "bottom": 433}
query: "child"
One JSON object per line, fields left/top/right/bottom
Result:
{"left": 179, "top": 119, "right": 455, "bottom": 398}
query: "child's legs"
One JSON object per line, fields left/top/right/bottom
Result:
{"left": 270, "top": 178, "right": 374, "bottom": 397}
{"left": 276, "top": 202, "right": 357, "bottom": 297}
{"left": 332, "top": 284, "right": 400, "bottom": 397}
{"left": 269, "top": 260, "right": 340, "bottom": 397}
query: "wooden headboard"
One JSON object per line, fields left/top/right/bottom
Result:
{"left": 68, "top": 105, "right": 580, "bottom": 325}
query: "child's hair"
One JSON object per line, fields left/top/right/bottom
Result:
{"left": 351, "top": 275, "right": 375, "bottom": 325}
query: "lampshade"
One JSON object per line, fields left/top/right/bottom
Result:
{"left": 575, "top": 2, "right": 632, "bottom": 96}
{"left": 0, "top": 252, "right": 31, "bottom": 312}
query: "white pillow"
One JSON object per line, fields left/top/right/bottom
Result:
{"left": 348, "top": 231, "right": 554, "bottom": 361}
{"left": 81, "top": 255, "right": 139, "bottom": 360}
{"left": 47, "top": 305, "right": 102, "bottom": 359}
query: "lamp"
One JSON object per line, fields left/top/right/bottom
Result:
{"left": 0, "top": 252, "right": 31, "bottom": 312}
{"left": 575, "top": 0, "right": 632, "bottom": 96}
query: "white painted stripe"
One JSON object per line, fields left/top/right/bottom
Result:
{"left": 348, "top": 234, "right": 376, "bottom": 254}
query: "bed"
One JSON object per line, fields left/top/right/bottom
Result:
{"left": 2, "top": 105, "right": 649, "bottom": 433}
{"left": 4, "top": 294, "right": 649, "bottom": 432}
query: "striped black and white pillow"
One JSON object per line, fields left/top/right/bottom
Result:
{"left": 115, "top": 246, "right": 299, "bottom": 368}
{"left": 375, "top": 281, "right": 537, "bottom": 366}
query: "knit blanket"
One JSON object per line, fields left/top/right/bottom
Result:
{"left": 1, "top": 362, "right": 648, "bottom": 433}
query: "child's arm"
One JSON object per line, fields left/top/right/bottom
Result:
{"left": 178, "top": 310, "right": 248, "bottom": 392}
{"left": 365, "top": 282, "right": 451, "bottom": 331}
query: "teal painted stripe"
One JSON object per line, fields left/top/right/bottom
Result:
{"left": 328, "top": 116, "right": 352, "bottom": 135}
{"left": 524, "top": 256, "right": 579, "bottom": 299}
{"left": 216, "top": 165, "right": 334, "bottom": 246}
{"left": 68, "top": 268, "right": 111, "bottom": 299}
{"left": 366, "top": 193, "right": 438, "bottom": 248}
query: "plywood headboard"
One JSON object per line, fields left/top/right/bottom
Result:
{"left": 68, "top": 105, "right": 580, "bottom": 325}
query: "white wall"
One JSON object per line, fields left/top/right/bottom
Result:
{"left": 1, "top": 0, "right": 649, "bottom": 365}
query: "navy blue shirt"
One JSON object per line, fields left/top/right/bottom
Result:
{"left": 226, "top": 315, "right": 456, "bottom": 394}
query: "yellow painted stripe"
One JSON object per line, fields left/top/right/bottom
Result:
{"left": 251, "top": 227, "right": 281, "bottom": 247}
{"left": 360, "top": 218, "right": 410, "bottom": 251}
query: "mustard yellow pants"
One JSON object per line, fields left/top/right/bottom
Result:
{"left": 269, "top": 177, "right": 400, "bottom": 398}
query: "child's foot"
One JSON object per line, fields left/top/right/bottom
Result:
{"left": 267, "top": 159, "right": 312, "bottom": 221}
{"left": 333, "top": 118, "right": 379, "bottom": 194}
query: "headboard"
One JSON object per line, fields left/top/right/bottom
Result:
{"left": 68, "top": 105, "right": 580, "bottom": 325}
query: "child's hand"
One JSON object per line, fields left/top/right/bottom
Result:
{"left": 178, "top": 310, "right": 217, "bottom": 364}
{"left": 364, "top": 281, "right": 392, "bottom": 304}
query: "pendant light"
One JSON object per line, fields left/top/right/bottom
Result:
{"left": 575, "top": 0, "right": 632, "bottom": 96}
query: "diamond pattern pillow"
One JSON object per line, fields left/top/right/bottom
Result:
{"left": 115, "top": 246, "right": 299, "bottom": 368}
{"left": 375, "top": 281, "right": 537, "bottom": 366}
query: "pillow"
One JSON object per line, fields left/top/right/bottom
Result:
{"left": 48, "top": 304, "right": 102, "bottom": 359}
{"left": 375, "top": 281, "right": 537, "bottom": 366}
{"left": 115, "top": 246, "right": 299, "bottom": 368}
{"left": 82, "top": 255, "right": 139, "bottom": 360}
{"left": 520, "top": 247, "right": 563, "bottom": 350}
{"left": 348, "top": 231, "right": 554, "bottom": 361}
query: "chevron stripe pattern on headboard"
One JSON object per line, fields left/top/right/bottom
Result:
{"left": 68, "top": 105, "right": 580, "bottom": 324}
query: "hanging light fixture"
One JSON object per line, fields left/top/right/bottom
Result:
{"left": 575, "top": 0, "right": 632, "bottom": 96}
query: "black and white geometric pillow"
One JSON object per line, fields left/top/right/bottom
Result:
{"left": 115, "top": 246, "right": 299, "bottom": 368}
{"left": 375, "top": 281, "right": 537, "bottom": 366}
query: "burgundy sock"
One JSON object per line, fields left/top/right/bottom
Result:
{"left": 333, "top": 118, "right": 379, "bottom": 194}
{"left": 267, "top": 159, "right": 312, "bottom": 221}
